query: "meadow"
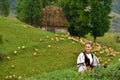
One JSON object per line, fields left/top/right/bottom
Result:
{"left": 0, "top": 16, "right": 120, "bottom": 80}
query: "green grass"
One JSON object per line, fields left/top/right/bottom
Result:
{"left": 25, "top": 67, "right": 93, "bottom": 80}
{"left": 0, "top": 16, "right": 120, "bottom": 80}
{"left": 25, "top": 68, "right": 100, "bottom": 80}
{"left": 26, "top": 62, "right": 120, "bottom": 80}
{"left": 0, "top": 16, "right": 83, "bottom": 80}
{"left": 85, "top": 33, "right": 120, "bottom": 52}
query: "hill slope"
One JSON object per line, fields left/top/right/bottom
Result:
{"left": 0, "top": 16, "right": 120, "bottom": 80}
{"left": 0, "top": 16, "right": 83, "bottom": 80}
{"left": 112, "top": 0, "right": 120, "bottom": 14}
{"left": 109, "top": 12, "right": 120, "bottom": 33}
{"left": 109, "top": 0, "right": 120, "bottom": 33}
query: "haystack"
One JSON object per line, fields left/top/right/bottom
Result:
{"left": 40, "top": 6, "right": 69, "bottom": 33}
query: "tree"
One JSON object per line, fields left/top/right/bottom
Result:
{"left": 17, "top": 0, "right": 42, "bottom": 25}
{"left": 90, "top": 0, "right": 112, "bottom": 42}
{"left": 42, "top": 0, "right": 49, "bottom": 8}
{"left": 58, "top": 0, "right": 91, "bottom": 37}
{"left": 0, "top": 0, "right": 10, "bottom": 16}
{"left": 42, "top": 0, "right": 57, "bottom": 8}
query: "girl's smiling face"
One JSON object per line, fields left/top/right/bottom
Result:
{"left": 85, "top": 44, "right": 92, "bottom": 54}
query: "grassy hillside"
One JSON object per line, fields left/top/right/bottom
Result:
{"left": 0, "top": 16, "right": 83, "bottom": 80}
{"left": 0, "top": 16, "right": 120, "bottom": 80}
{"left": 85, "top": 33, "right": 120, "bottom": 52}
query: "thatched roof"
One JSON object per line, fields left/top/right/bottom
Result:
{"left": 41, "top": 6, "right": 68, "bottom": 27}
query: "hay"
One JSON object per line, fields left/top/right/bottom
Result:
{"left": 41, "top": 6, "right": 68, "bottom": 27}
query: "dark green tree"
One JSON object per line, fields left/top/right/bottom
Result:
{"left": 42, "top": 0, "right": 49, "bottom": 8}
{"left": 58, "top": 0, "right": 91, "bottom": 37}
{"left": 42, "top": 0, "right": 57, "bottom": 8}
{"left": 0, "top": 0, "right": 10, "bottom": 16}
{"left": 90, "top": 0, "right": 112, "bottom": 42}
{"left": 17, "top": 0, "right": 42, "bottom": 25}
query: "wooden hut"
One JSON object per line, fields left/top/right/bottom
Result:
{"left": 40, "top": 6, "right": 69, "bottom": 33}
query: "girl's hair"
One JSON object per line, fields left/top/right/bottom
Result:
{"left": 85, "top": 42, "right": 92, "bottom": 46}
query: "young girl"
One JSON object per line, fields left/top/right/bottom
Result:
{"left": 77, "top": 42, "right": 99, "bottom": 73}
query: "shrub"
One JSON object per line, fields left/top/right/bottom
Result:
{"left": 105, "top": 63, "right": 120, "bottom": 80}
{"left": 87, "top": 66, "right": 106, "bottom": 79}
{"left": 25, "top": 64, "right": 120, "bottom": 80}
{"left": 92, "top": 63, "right": 120, "bottom": 80}
{"left": 116, "top": 35, "right": 120, "bottom": 43}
